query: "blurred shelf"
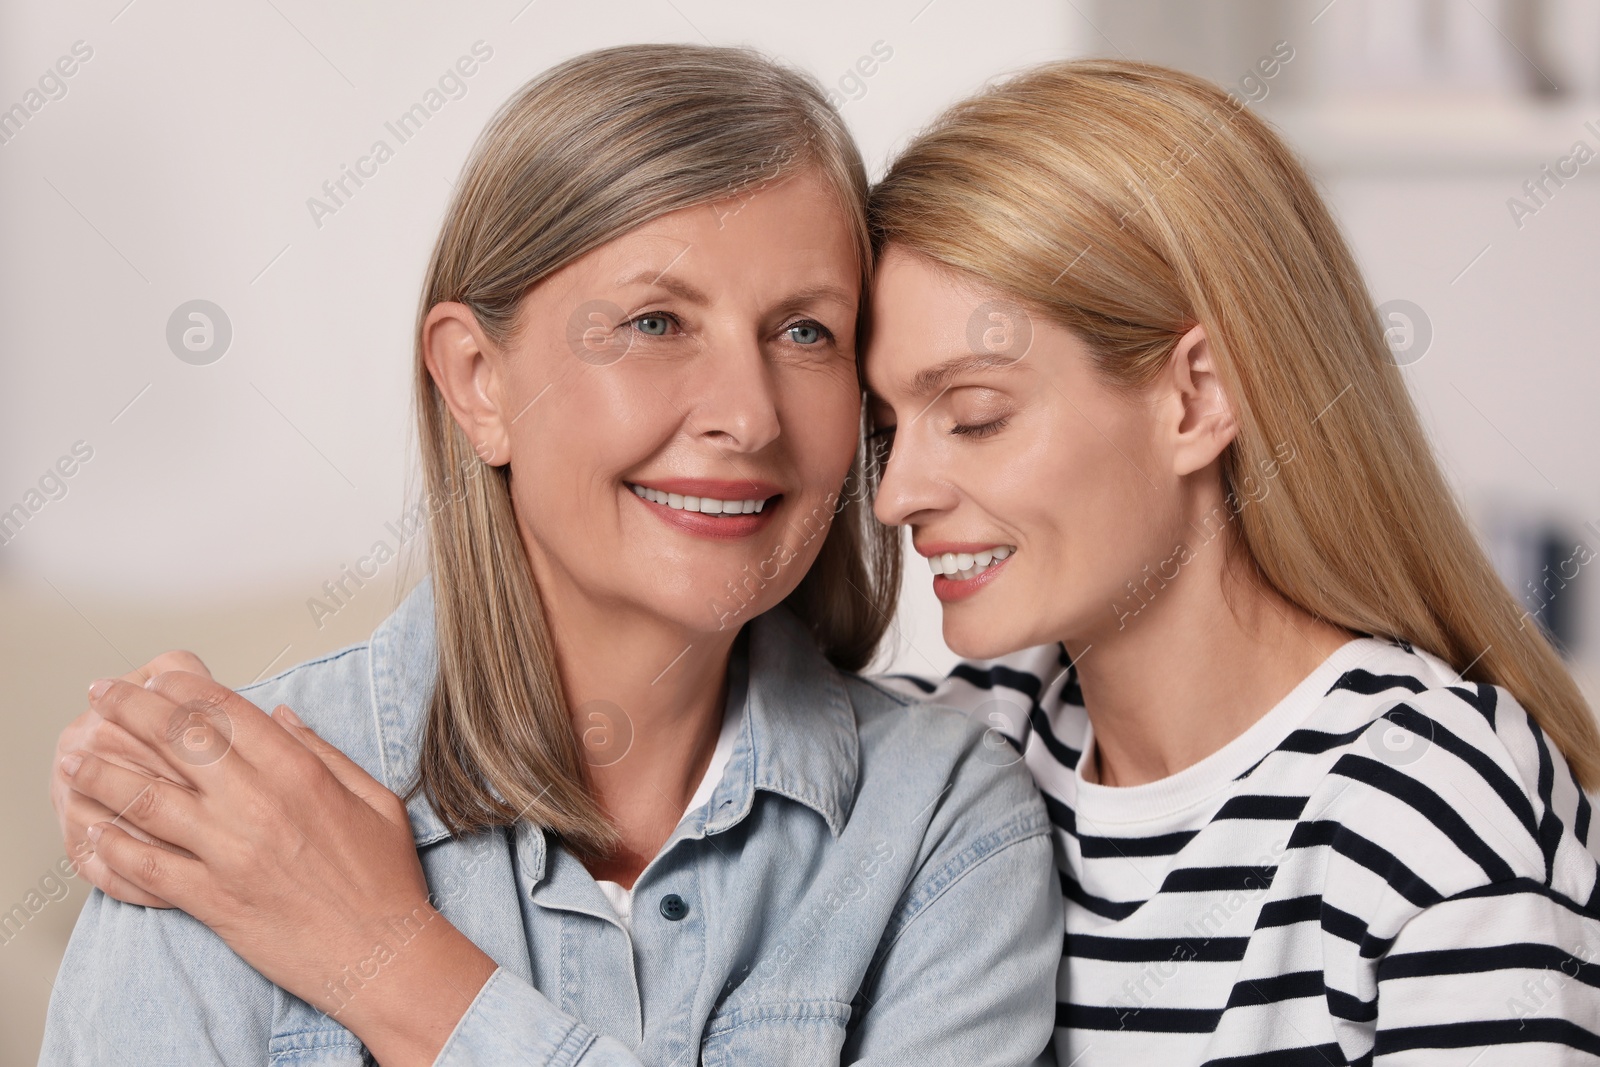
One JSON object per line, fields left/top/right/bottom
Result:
{"left": 1263, "top": 94, "right": 1600, "bottom": 175}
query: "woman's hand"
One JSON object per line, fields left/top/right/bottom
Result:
{"left": 53, "top": 650, "right": 214, "bottom": 908}
{"left": 60, "top": 670, "right": 498, "bottom": 1067}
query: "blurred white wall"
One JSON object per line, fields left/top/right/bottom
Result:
{"left": 0, "top": 0, "right": 1082, "bottom": 606}
{"left": 4, "top": 0, "right": 1599, "bottom": 1060}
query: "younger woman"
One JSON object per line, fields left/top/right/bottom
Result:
{"left": 866, "top": 58, "right": 1600, "bottom": 1064}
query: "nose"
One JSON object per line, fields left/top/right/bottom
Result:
{"left": 684, "top": 329, "right": 782, "bottom": 455}
{"left": 872, "top": 423, "right": 958, "bottom": 529}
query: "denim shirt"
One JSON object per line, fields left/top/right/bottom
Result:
{"left": 41, "top": 579, "right": 1062, "bottom": 1066}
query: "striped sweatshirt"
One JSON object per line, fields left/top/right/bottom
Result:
{"left": 884, "top": 636, "right": 1600, "bottom": 1064}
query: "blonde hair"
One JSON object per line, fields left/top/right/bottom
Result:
{"left": 413, "top": 44, "right": 900, "bottom": 857}
{"left": 869, "top": 58, "right": 1600, "bottom": 789}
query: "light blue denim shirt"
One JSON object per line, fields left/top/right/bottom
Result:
{"left": 41, "top": 579, "right": 1062, "bottom": 1065}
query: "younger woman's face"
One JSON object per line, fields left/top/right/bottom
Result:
{"left": 451, "top": 169, "right": 862, "bottom": 639}
{"left": 865, "top": 246, "right": 1202, "bottom": 659}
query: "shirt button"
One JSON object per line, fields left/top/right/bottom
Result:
{"left": 659, "top": 893, "right": 689, "bottom": 921}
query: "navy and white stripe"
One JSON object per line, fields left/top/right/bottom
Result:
{"left": 882, "top": 637, "right": 1600, "bottom": 1064}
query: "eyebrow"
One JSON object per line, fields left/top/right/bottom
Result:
{"left": 614, "top": 270, "right": 711, "bottom": 305}
{"left": 613, "top": 273, "right": 856, "bottom": 315}
{"left": 901, "top": 352, "right": 1024, "bottom": 397}
{"left": 776, "top": 283, "right": 856, "bottom": 309}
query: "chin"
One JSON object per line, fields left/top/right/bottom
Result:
{"left": 941, "top": 593, "right": 1090, "bottom": 661}
{"left": 675, "top": 558, "right": 807, "bottom": 637}
{"left": 941, "top": 611, "right": 1031, "bottom": 661}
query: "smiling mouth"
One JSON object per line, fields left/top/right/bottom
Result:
{"left": 628, "top": 483, "right": 777, "bottom": 515}
{"left": 927, "top": 546, "right": 1015, "bottom": 581}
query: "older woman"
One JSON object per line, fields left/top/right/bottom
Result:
{"left": 39, "top": 44, "right": 1060, "bottom": 1066}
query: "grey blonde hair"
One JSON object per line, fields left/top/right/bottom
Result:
{"left": 413, "top": 44, "right": 900, "bottom": 857}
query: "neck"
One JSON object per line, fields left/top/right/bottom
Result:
{"left": 535, "top": 569, "right": 738, "bottom": 888}
{"left": 1071, "top": 531, "right": 1352, "bottom": 789}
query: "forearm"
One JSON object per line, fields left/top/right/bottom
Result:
{"left": 329, "top": 908, "right": 499, "bottom": 1067}
{"left": 432, "top": 968, "right": 649, "bottom": 1067}
{"left": 325, "top": 903, "right": 654, "bottom": 1067}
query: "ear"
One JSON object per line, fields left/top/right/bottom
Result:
{"left": 422, "top": 302, "right": 513, "bottom": 466}
{"left": 1163, "top": 324, "right": 1239, "bottom": 477}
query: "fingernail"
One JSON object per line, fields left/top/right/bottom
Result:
{"left": 278, "top": 706, "right": 305, "bottom": 728}
{"left": 87, "top": 678, "right": 114, "bottom": 701}
{"left": 86, "top": 823, "right": 105, "bottom": 843}
{"left": 60, "top": 753, "right": 83, "bottom": 777}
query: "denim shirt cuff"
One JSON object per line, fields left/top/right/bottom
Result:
{"left": 434, "top": 967, "right": 599, "bottom": 1067}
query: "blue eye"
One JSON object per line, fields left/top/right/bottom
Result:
{"left": 633, "top": 314, "right": 670, "bottom": 336}
{"left": 786, "top": 321, "right": 827, "bottom": 345}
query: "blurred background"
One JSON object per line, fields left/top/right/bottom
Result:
{"left": 4, "top": 0, "right": 1599, "bottom": 1057}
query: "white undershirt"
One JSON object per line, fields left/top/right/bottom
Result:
{"left": 594, "top": 666, "right": 745, "bottom": 932}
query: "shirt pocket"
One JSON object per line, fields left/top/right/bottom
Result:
{"left": 267, "top": 1036, "right": 369, "bottom": 1067}
{"left": 266, "top": 1028, "right": 374, "bottom": 1066}
{"left": 269, "top": 991, "right": 373, "bottom": 1067}
{"left": 700, "top": 999, "right": 853, "bottom": 1066}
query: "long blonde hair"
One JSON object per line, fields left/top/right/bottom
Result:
{"left": 869, "top": 58, "right": 1600, "bottom": 789}
{"left": 413, "top": 44, "right": 901, "bottom": 857}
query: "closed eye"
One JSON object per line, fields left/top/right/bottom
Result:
{"left": 950, "top": 418, "right": 1008, "bottom": 438}
{"left": 866, "top": 423, "right": 896, "bottom": 469}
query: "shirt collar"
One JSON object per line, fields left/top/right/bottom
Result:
{"left": 367, "top": 578, "right": 860, "bottom": 851}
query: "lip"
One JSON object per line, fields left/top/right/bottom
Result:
{"left": 931, "top": 553, "right": 1014, "bottom": 602}
{"left": 913, "top": 541, "right": 1012, "bottom": 558}
{"left": 627, "top": 479, "right": 784, "bottom": 542}
{"left": 633, "top": 477, "right": 784, "bottom": 500}
{"left": 914, "top": 540, "right": 1017, "bottom": 604}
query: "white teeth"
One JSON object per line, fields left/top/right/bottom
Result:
{"left": 629, "top": 484, "right": 772, "bottom": 515}
{"left": 927, "top": 545, "right": 1017, "bottom": 581}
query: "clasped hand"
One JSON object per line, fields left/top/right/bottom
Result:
{"left": 54, "top": 656, "right": 491, "bottom": 1045}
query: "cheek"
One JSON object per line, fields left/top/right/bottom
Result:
{"left": 997, "top": 410, "right": 1171, "bottom": 587}
{"left": 504, "top": 369, "right": 673, "bottom": 525}
{"left": 552, "top": 357, "right": 676, "bottom": 454}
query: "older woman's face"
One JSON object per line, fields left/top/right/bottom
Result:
{"left": 477, "top": 169, "right": 862, "bottom": 638}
